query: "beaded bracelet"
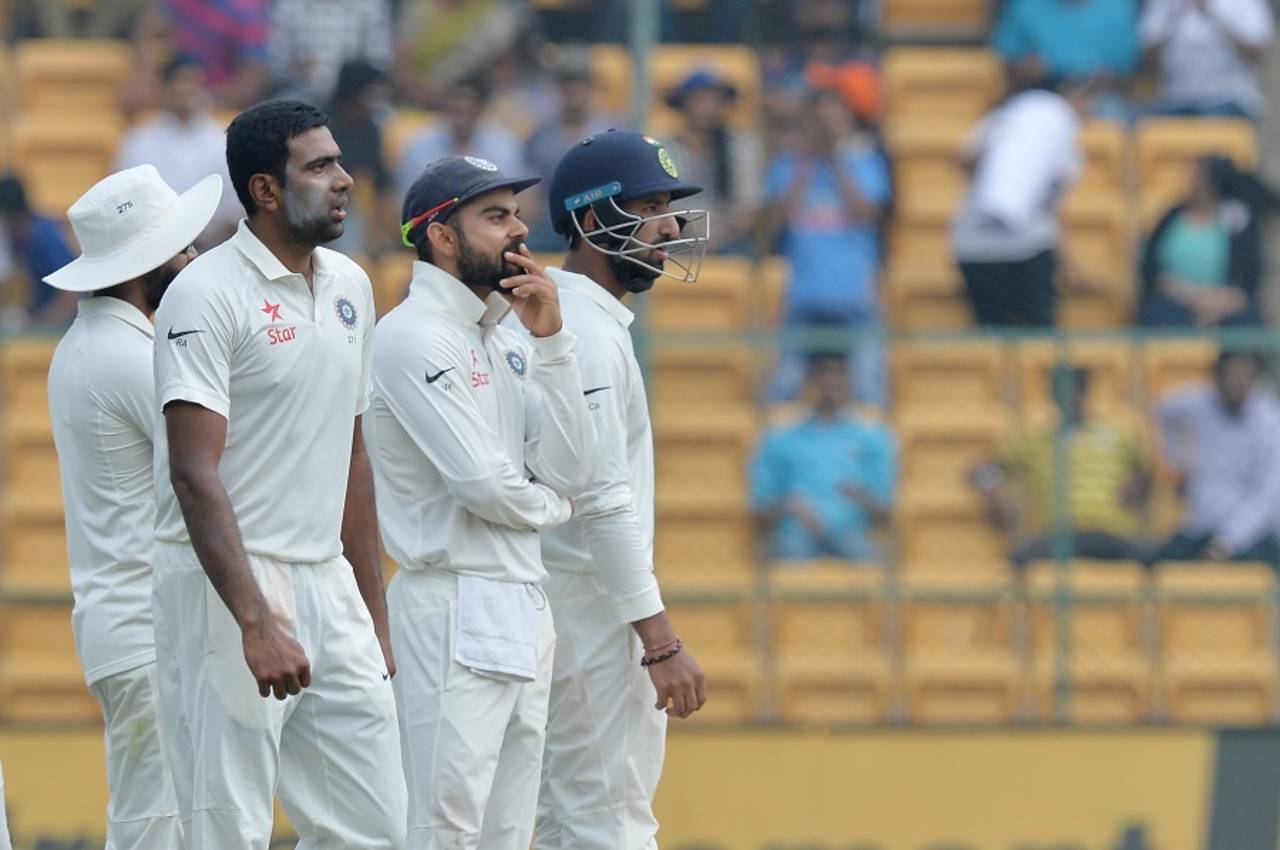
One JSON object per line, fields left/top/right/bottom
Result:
{"left": 643, "top": 636, "right": 680, "bottom": 655}
{"left": 641, "top": 639, "right": 683, "bottom": 667}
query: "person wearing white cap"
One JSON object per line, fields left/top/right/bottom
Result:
{"left": 46, "top": 163, "right": 223, "bottom": 850}
{"left": 150, "top": 99, "right": 406, "bottom": 848}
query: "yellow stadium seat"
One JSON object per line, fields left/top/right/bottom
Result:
{"left": 647, "top": 256, "right": 752, "bottom": 331}
{"left": 1136, "top": 118, "right": 1258, "bottom": 226}
{"left": 768, "top": 564, "right": 892, "bottom": 724}
{"left": 2, "top": 415, "right": 61, "bottom": 512}
{"left": 898, "top": 495, "right": 1008, "bottom": 575}
{"left": 0, "top": 337, "right": 57, "bottom": 420}
{"left": 901, "top": 574, "right": 1021, "bottom": 723}
{"left": 14, "top": 39, "right": 130, "bottom": 114}
{"left": 1, "top": 493, "right": 67, "bottom": 590}
{"left": 757, "top": 255, "right": 788, "bottom": 328}
{"left": 1139, "top": 338, "right": 1217, "bottom": 404}
{"left": 663, "top": 601, "right": 763, "bottom": 723}
{"left": 0, "top": 602, "right": 97, "bottom": 724}
{"left": 886, "top": 118, "right": 971, "bottom": 221}
{"left": 1069, "top": 120, "right": 1132, "bottom": 201}
{"left": 11, "top": 114, "right": 122, "bottom": 216}
{"left": 883, "top": 266, "right": 970, "bottom": 331}
{"left": 584, "top": 45, "right": 632, "bottom": 118}
{"left": 650, "top": 347, "right": 755, "bottom": 423}
{"left": 1025, "top": 561, "right": 1154, "bottom": 724}
{"left": 647, "top": 45, "right": 761, "bottom": 136}
{"left": 1060, "top": 195, "right": 1136, "bottom": 328}
{"left": 1013, "top": 338, "right": 1136, "bottom": 424}
{"left": 656, "top": 504, "right": 756, "bottom": 593}
{"left": 1155, "top": 562, "right": 1278, "bottom": 724}
{"left": 882, "top": 48, "right": 1001, "bottom": 129}
{"left": 371, "top": 251, "right": 412, "bottom": 317}
{"left": 654, "top": 415, "right": 754, "bottom": 512}
{"left": 891, "top": 339, "right": 1008, "bottom": 422}
{"left": 896, "top": 405, "right": 1009, "bottom": 492}
{"left": 883, "top": 0, "right": 991, "bottom": 36}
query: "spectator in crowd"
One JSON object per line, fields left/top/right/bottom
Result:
{"left": 971, "top": 366, "right": 1149, "bottom": 568}
{"left": 395, "top": 76, "right": 525, "bottom": 203}
{"left": 268, "top": 0, "right": 393, "bottom": 105}
{"left": 1137, "top": 156, "right": 1279, "bottom": 328}
{"left": 992, "top": 0, "right": 1140, "bottom": 119}
{"left": 952, "top": 77, "right": 1090, "bottom": 327}
{"left": 1154, "top": 350, "right": 1280, "bottom": 568}
{"left": 663, "top": 69, "right": 765, "bottom": 255}
{"left": 7, "top": 0, "right": 143, "bottom": 40}
{"left": 1141, "top": 0, "right": 1275, "bottom": 120}
{"left": 752, "top": 351, "right": 897, "bottom": 563}
{"left": 327, "top": 61, "right": 395, "bottom": 258}
{"left": 0, "top": 175, "right": 78, "bottom": 329}
{"left": 131, "top": 0, "right": 270, "bottom": 109}
{"left": 522, "top": 48, "right": 618, "bottom": 250}
{"left": 763, "top": 0, "right": 878, "bottom": 93}
{"left": 116, "top": 56, "right": 242, "bottom": 248}
{"left": 393, "top": 0, "right": 526, "bottom": 107}
{"left": 765, "top": 85, "right": 892, "bottom": 405}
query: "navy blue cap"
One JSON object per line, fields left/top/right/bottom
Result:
{"left": 664, "top": 68, "right": 737, "bottom": 110}
{"left": 401, "top": 155, "right": 540, "bottom": 248}
{"left": 546, "top": 130, "right": 702, "bottom": 237}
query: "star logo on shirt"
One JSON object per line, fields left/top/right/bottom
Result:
{"left": 261, "top": 299, "right": 283, "bottom": 322}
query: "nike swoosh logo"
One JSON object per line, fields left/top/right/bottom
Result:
{"left": 382, "top": 672, "right": 390, "bottom": 681}
{"left": 425, "top": 367, "right": 456, "bottom": 384}
{"left": 167, "top": 328, "right": 203, "bottom": 340}
{"left": 583, "top": 386, "right": 611, "bottom": 396}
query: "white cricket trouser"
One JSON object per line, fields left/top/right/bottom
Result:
{"left": 535, "top": 570, "right": 667, "bottom": 850}
{"left": 152, "top": 542, "right": 407, "bottom": 850}
{"left": 0, "top": 762, "right": 11, "bottom": 850}
{"left": 388, "top": 569, "right": 555, "bottom": 850}
{"left": 88, "top": 663, "right": 183, "bottom": 849}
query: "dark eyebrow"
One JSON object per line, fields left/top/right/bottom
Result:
{"left": 480, "top": 205, "right": 516, "bottom": 216}
{"left": 303, "top": 154, "right": 340, "bottom": 170}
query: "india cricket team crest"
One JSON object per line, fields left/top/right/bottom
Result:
{"left": 643, "top": 134, "right": 679, "bottom": 178}
{"left": 505, "top": 350, "right": 527, "bottom": 378}
{"left": 334, "top": 296, "right": 358, "bottom": 330}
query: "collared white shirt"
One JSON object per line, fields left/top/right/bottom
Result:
{"left": 49, "top": 297, "right": 160, "bottom": 684}
{"left": 366, "top": 261, "right": 595, "bottom": 585}
{"left": 507, "top": 268, "right": 663, "bottom": 623}
{"left": 152, "top": 219, "right": 376, "bottom": 564}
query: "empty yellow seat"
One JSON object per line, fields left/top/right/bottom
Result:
{"left": 1155, "top": 562, "right": 1278, "bottom": 725}
{"left": 891, "top": 339, "right": 1007, "bottom": 422}
{"left": 897, "top": 409, "right": 1010, "bottom": 496}
{"left": 886, "top": 118, "right": 971, "bottom": 221}
{"left": 371, "top": 252, "right": 412, "bottom": 317}
{"left": 656, "top": 504, "right": 756, "bottom": 593}
{"left": 663, "top": 601, "right": 763, "bottom": 723}
{"left": 883, "top": 266, "right": 970, "bottom": 331}
{"left": 586, "top": 44, "right": 632, "bottom": 117}
{"left": 769, "top": 564, "right": 892, "bottom": 724}
{"left": 1025, "top": 560, "right": 1154, "bottom": 723}
{"left": 14, "top": 39, "right": 130, "bottom": 114}
{"left": 647, "top": 45, "right": 761, "bottom": 136}
{"left": 883, "top": 48, "right": 1001, "bottom": 129}
{"left": 1136, "top": 118, "right": 1258, "bottom": 225}
{"left": 0, "top": 602, "right": 97, "bottom": 724}
{"left": 883, "top": 0, "right": 991, "bottom": 36}
{"left": 650, "top": 347, "right": 755, "bottom": 423}
{"left": 654, "top": 416, "right": 754, "bottom": 512}
{"left": 901, "top": 574, "right": 1021, "bottom": 723}
{"left": 1, "top": 337, "right": 58, "bottom": 421}
{"left": 1139, "top": 338, "right": 1217, "bottom": 404}
{"left": 1, "top": 493, "right": 68, "bottom": 590}
{"left": 382, "top": 108, "right": 437, "bottom": 173}
{"left": 648, "top": 256, "right": 752, "bottom": 331}
{"left": 1059, "top": 195, "right": 1136, "bottom": 328}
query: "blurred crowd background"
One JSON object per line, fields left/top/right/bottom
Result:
{"left": 3, "top": 0, "right": 1280, "bottom": 730}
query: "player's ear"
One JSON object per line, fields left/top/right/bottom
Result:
{"left": 248, "top": 173, "right": 280, "bottom": 213}
{"left": 426, "top": 221, "right": 456, "bottom": 260}
{"left": 579, "top": 207, "right": 599, "bottom": 234}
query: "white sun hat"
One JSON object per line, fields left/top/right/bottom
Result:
{"left": 43, "top": 164, "right": 223, "bottom": 293}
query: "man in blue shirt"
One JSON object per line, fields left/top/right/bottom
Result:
{"left": 992, "top": 0, "right": 1140, "bottom": 117}
{"left": 0, "top": 175, "right": 78, "bottom": 328}
{"left": 765, "top": 86, "right": 892, "bottom": 405}
{"left": 752, "top": 352, "right": 897, "bottom": 563}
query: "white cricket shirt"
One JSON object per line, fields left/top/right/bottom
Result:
{"left": 152, "top": 219, "right": 375, "bottom": 564}
{"left": 365, "top": 260, "right": 595, "bottom": 585}
{"left": 515, "top": 268, "right": 663, "bottom": 623}
{"left": 49, "top": 297, "right": 160, "bottom": 685}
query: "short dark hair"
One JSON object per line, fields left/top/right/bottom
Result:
{"left": 225, "top": 100, "right": 330, "bottom": 215}
{"left": 0, "top": 174, "right": 29, "bottom": 215}
{"left": 807, "top": 350, "right": 847, "bottom": 374}
{"left": 161, "top": 55, "right": 202, "bottom": 84}
{"left": 1216, "top": 348, "right": 1265, "bottom": 375}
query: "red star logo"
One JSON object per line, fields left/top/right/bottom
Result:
{"left": 261, "top": 299, "right": 283, "bottom": 322}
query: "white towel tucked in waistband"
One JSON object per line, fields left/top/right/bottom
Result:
{"left": 455, "top": 574, "right": 540, "bottom": 682}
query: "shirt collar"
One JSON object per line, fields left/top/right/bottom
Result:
{"left": 408, "top": 260, "right": 511, "bottom": 327}
{"left": 231, "top": 219, "right": 328, "bottom": 283}
{"left": 76, "top": 296, "right": 154, "bottom": 339}
{"left": 547, "top": 266, "right": 634, "bottom": 328}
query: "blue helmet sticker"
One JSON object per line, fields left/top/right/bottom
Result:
{"left": 563, "top": 181, "right": 624, "bottom": 212}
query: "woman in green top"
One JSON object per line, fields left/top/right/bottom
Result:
{"left": 1137, "top": 155, "right": 1277, "bottom": 327}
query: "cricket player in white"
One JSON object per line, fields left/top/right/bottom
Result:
{"left": 366, "top": 155, "right": 595, "bottom": 850}
{"left": 528, "top": 130, "right": 712, "bottom": 849}
{"left": 46, "top": 165, "right": 223, "bottom": 850}
{"left": 150, "top": 100, "right": 406, "bottom": 848}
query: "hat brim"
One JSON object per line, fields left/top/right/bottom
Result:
{"left": 457, "top": 175, "right": 542, "bottom": 211}
{"left": 44, "top": 173, "right": 224, "bottom": 293}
